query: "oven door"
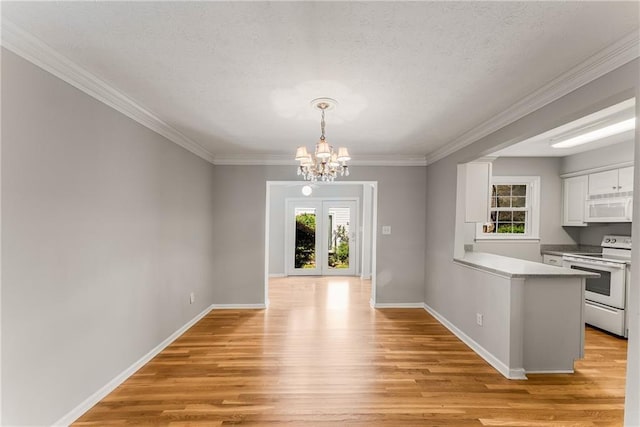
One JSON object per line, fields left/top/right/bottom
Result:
{"left": 564, "top": 259, "right": 626, "bottom": 309}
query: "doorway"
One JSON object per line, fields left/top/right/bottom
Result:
{"left": 286, "top": 199, "right": 358, "bottom": 276}
{"left": 264, "top": 181, "right": 378, "bottom": 307}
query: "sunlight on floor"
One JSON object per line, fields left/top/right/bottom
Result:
{"left": 326, "top": 279, "right": 349, "bottom": 310}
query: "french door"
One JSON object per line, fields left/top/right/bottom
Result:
{"left": 286, "top": 199, "right": 357, "bottom": 276}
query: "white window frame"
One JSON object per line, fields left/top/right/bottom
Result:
{"left": 475, "top": 176, "right": 540, "bottom": 241}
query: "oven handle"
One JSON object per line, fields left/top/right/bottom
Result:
{"left": 585, "top": 300, "right": 620, "bottom": 314}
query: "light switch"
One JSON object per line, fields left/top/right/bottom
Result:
{"left": 382, "top": 226, "right": 391, "bottom": 235}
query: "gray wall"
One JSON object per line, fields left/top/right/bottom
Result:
{"left": 561, "top": 139, "right": 634, "bottom": 175}
{"left": 473, "top": 157, "right": 575, "bottom": 261}
{"left": 212, "top": 165, "right": 426, "bottom": 305}
{"left": 1, "top": 50, "right": 217, "bottom": 425}
{"left": 577, "top": 223, "right": 632, "bottom": 246}
{"left": 268, "top": 183, "right": 364, "bottom": 276}
{"left": 424, "top": 59, "right": 639, "bottom": 422}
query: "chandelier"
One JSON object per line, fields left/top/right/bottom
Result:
{"left": 295, "top": 98, "right": 351, "bottom": 181}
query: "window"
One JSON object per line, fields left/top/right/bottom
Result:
{"left": 475, "top": 176, "right": 540, "bottom": 241}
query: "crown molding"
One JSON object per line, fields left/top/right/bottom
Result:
{"left": 425, "top": 30, "right": 640, "bottom": 165}
{"left": 212, "top": 154, "right": 427, "bottom": 166}
{"left": 212, "top": 155, "right": 294, "bottom": 166}
{"left": 4, "top": 19, "right": 636, "bottom": 168}
{"left": 1, "top": 19, "right": 216, "bottom": 164}
{"left": 351, "top": 155, "right": 427, "bottom": 166}
{"left": 1, "top": 21, "right": 424, "bottom": 168}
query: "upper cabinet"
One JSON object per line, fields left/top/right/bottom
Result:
{"left": 588, "top": 166, "right": 634, "bottom": 195}
{"left": 618, "top": 166, "right": 634, "bottom": 193}
{"left": 562, "top": 165, "right": 634, "bottom": 226}
{"left": 562, "top": 175, "right": 587, "bottom": 226}
{"left": 588, "top": 169, "right": 620, "bottom": 195}
{"left": 462, "top": 162, "right": 492, "bottom": 223}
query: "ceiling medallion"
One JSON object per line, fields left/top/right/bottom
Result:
{"left": 295, "top": 98, "right": 351, "bottom": 181}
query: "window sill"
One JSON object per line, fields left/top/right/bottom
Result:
{"left": 475, "top": 237, "right": 540, "bottom": 242}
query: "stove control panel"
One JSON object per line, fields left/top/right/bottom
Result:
{"left": 602, "top": 235, "right": 632, "bottom": 250}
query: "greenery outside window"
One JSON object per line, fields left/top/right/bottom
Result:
{"left": 475, "top": 176, "right": 540, "bottom": 241}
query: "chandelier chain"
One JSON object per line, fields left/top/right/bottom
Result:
{"left": 294, "top": 98, "right": 350, "bottom": 182}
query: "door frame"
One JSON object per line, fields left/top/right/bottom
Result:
{"left": 284, "top": 198, "right": 359, "bottom": 276}
{"left": 265, "top": 181, "right": 378, "bottom": 308}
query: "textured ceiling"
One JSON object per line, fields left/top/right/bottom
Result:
{"left": 2, "top": 2, "right": 639, "bottom": 159}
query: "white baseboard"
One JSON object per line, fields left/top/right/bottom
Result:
{"left": 268, "top": 273, "right": 286, "bottom": 278}
{"left": 53, "top": 303, "right": 215, "bottom": 426}
{"left": 374, "top": 302, "right": 424, "bottom": 309}
{"left": 423, "top": 303, "right": 527, "bottom": 380}
{"left": 211, "top": 303, "right": 267, "bottom": 310}
{"left": 526, "top": 369, "right": 574, "bottom": 374}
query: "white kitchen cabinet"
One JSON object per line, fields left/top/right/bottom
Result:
{"left": 588, "top": 167, "right": 634, "bottom": 195}
{"left": 618, "top": 166, "right": 634, "bottom": 192}
{"left": 588, "top": 169, "right": 620, "bottom": 195}
{"left": 463, "top": 162, "right": 492, "bottom": 223}
{"left": 562, "top": 175, "right": 587, "bottom": 226}
{"left": 542, "top": 254, "right": 564, "bottom": 266}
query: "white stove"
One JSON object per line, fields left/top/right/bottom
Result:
{"left": 563, "top": 235, "right": 632, "bottom": 337}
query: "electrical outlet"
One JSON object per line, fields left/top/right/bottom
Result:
{"left": 476, "top": 313, "right": 483, "bottom": 326}
{"left": 190, "top": 292, "right": 195, "bottom": 304}
{"left": 382, "top": 226, "right": 391, "bottom": 235}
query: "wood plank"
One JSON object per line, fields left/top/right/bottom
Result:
{"left": 74, "top": 276, "right": 627, "bottom": 426}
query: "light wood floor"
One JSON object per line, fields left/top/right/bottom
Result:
{"left": 75, "top": 276, "right": 627, "bottom": 426}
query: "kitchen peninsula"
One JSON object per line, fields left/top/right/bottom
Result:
{"left": 436, "top": 252, "right": 599, "bottom": 379}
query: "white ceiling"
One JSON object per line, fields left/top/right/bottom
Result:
{"left": 2, "top": 2, "right": 639, "bottom": 161}
{"left": 491, "top": 98, "right": 637, "bottom": 157}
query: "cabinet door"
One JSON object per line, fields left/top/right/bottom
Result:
{"left": 618, "top": 166, "right": 634, "bottom": 192}
{"left": 562, "top": 176, "right": 587, "bottom": 226}
{"left": 462, "top": 162, "right": 492, "bottom": 223}
{"left": 588, "top": 170, "right": 619, "bottom": 195}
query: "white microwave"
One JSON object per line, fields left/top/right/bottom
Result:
{"left": 585, "top": 192, "right": 633, "bottom": 223}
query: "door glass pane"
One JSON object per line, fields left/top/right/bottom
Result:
{"left": 295, "top": 208, "right": 316, "bottom": 269}
{"left": 327, "top": 207, "right": 350, "bottom": 269}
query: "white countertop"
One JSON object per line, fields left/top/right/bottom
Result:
{"left": 454, "top": 251, "right": 601, "bottom": 279}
